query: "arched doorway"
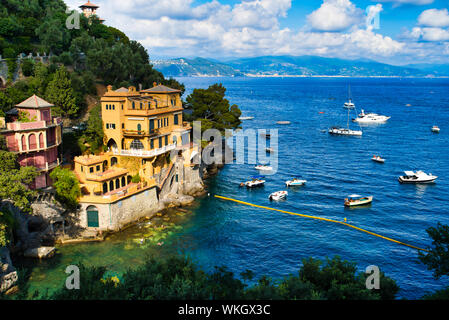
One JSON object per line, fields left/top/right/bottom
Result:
{"left": 103, "top": 182, "right": 108, "bottom": 194}
{"left": 86, "top": 206, "right": 99, "bottom": 228}
{"left": 107, "top": 138, "right": 117, "bottom": 151}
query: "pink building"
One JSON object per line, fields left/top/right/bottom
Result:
{"left": 0, "top": 95, "right": 63, "bottom": 189}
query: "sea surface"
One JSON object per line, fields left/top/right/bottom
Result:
{"left": 16, "top": 77, "right": 449, "bottom": 299}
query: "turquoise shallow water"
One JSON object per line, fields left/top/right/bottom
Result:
{"left": 15, "top": 77, "right": 449, "bottom": 299}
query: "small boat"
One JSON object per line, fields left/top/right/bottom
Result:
{"left": 255, "top": 165, "right": 273, "bottom": 171}
{"left": 265, "top": 147, "right": 274, "bottom": 153}
{"left": 242, "top": 176, "right": 266, "bottom": 188}
{"left": 276, "top": 121, "right": 291, "bottom": 125}
{"left": 329, "top": 127, "right": 363, "bottom": 136}
{"left": 398, "top": 171, "right": 437, "bottom": 184}
{"left": 431, "top": 126, "right": 440, "bottom": 133}
{"left": 352, "top": 110, "right": 390, "bottom": 123}
{"left": 344, "top": 195, "right": 373, "bottom": 207}
{"left": 269, "top": 191, "right": 288, "bottom": 201}
{"left": 371, "top": 155, "right": 385, "bottom": 163}
{"left": 239, "top": 116, "right": 254, "bottom": 121}
{"left": 343, "top": 85, "right": 355, "bottom": 109}
{"left": 286, "top": 178, "right": 307, "bottom": 187}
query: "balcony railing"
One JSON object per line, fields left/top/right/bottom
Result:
{"left": 123, "top": 129, "right": 159, "bottom": 137}
{"left": 35, "top": 159, "right": 61, "bottom": 172}
{"left": 112, "top": 144, "right": 176, "bottom": 158}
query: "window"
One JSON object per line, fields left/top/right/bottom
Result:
{"left": 137, "top": 124, "right": 141, "bottom": 132}
{"left": 150, "top": 139, "right": 154, "bottom": 149}
{"left": 112, "top": 105, "right": 115, "bottom": 110}
{"left": 159, "top": 137, "right": 163, "bottom": 148}
{"left": 121, "top": 104, "right": 124, "bottom": 110}
{"left": 165, "top": 135, "right": 168, "bottom": 146}
{"left": 96, "top": 165, "right": 100, "bottom": 171}
{"left": 140, "top": 103, "right": 143, "bottom": 110}
{"left": 130, "top": 139, "right": 144, "bottom": 150}
{"left": 116, "top": 179, "right": 120, "bottom": 189}
{"left": 174, "top": 114, "right": 179, "bottom": 125}
{"left": 106, "top": 104, "right": 108, "bottom": 110}
{"left": 106, "top": 124, "right": 109, "bottom": 129}
{"left": 90, "top": 167, "right": 94, "bottom": 173}
{"left": 109, "top": 180, "right": 114, "bottom": 191}
{"left": 121, "top": 176, "right": 126, "bottom": 186}
{"left": 122, "top": 123, "right": 124, "bottom": 129}
{"left": 81, "top": 166, "right": 84, "bottom": 172}
{"left": 132, "top": 102, "right": 135, "bottom": 109}
{"left": 112, "top": 124, "right": 116, "bottom": 129}
{"left": 173, "top": 135, "right": 177, "bottom": 145}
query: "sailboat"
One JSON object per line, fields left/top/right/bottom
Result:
{"left": 343, "top": 85, "right": 355, "bottom": 109}
{"left": 329, "top": 101, "right": 363, "bottom": 136}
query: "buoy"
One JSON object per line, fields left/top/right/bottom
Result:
{"left": 344, "top": 218, "right": 347, "bottom": 222}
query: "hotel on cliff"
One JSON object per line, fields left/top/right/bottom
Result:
{"left": 73, "top": 84, "right": 201, "bottom": 230}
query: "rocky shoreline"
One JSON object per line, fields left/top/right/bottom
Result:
{"left": 1, "top": 142, "right": 230, "bottom": 295}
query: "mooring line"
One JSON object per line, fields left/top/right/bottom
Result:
{"left": 214, "top": 195, "right": 429, "bottom": 252}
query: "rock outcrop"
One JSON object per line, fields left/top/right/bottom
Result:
{"left": 0, "top": 247, "right": 18, "bottom": 294}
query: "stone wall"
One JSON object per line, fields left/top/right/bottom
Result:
{"left": 79, "top": 186, "right": 160, "bottom": 231}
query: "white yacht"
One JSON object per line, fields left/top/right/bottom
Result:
{"left": 330, "top": 92, "right": 363, "bottom": 136}
{"left": 353, "top": 110, "right": 391, "bottom": 123}
{"left": 239, "top": 116, "right": 254, "bottom": 121}
{"left": 269, "top": 191, "right": 288, "bottom": 201}
{"left": 398, "top": 171, "right": 438, "bottom": 184}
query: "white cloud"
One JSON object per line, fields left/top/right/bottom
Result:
{"left": 418, "top": 9, "right": 449, "bottom": 28}
{"left": 307, "top": 0, "right": 364, "bottom": 32}
{"left": 411, "top": 27, "right": 449, "bottom": 41}
{"left": 376, "top": 0, "right": 434, "bottom": 5}
{"left": 62, "top": 0, "right": 448, "bottom": 64}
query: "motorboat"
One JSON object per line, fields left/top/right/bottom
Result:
{"left": 265, "top": 147, "right": 274, "bottom": 153}
{"left": 269, "top": 191, "right": 288, "bottom": 201}
{"left": 286, "top": 178, "right": 307, "bottom": 187}
{"left": 398, "top": 171, "right": 437, "bottom": 184}
{"left": 255, "top": 165, "right": 273, "bottom": 171}
{"left": 431, "top": 126, "right": 440, "bottom": 133}
{"left": 371, "top": 155, "right": 385, "bottom": 163}
{"left": 276, "top": 121, "right": 291, "bottom": 125}
{"left": 242, "top": 177, "right": 266, "bottom": 188}
{"left": 329, "top": 127, "right": 362, "bottom": 136}
{"left": 239, "top": 116, "right": 254, "bottom": 121}
{"left": 344, "top": 195, "right": 373, "bottom": 207}
{"left": 352, "top": 110, "right": 390, "bottom": 123}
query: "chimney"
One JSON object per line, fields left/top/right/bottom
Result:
{"left": 107, "top": 85, "right": 112, "bottom": 92}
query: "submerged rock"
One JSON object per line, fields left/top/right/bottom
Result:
{"left": 0, "top": 247, "right": 18, "bottom": 293}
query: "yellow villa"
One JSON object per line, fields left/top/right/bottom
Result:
{"left": 73, "top": 83, "right": 202, "bottom": 231}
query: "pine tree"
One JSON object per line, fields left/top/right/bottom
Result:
{"left": 45, "top": 66, "right": 78, "bottom": 117}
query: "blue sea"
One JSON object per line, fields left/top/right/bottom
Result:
{"left": 18, "top": 77, "right": 449, "bottom": 299}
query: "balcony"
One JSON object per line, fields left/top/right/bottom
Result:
{"left": 123, "top": 129, "right": 159, "bottom": 137}
{"left": 112, "top": 144, "right": 176, "bottom": 158}
{"left": 36, "top": 159, "right": 61, "bottom": 172}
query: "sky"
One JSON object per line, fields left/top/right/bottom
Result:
{"left": 67, "top": 0, "right": 449, "bottom": 65}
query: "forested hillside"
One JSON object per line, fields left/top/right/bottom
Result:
{"left": 0, "top": 0, "right": 183, "bottom": 119}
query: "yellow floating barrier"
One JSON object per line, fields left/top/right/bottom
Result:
{"left": 214, "top": 195, "right": 428, "bottom": 252}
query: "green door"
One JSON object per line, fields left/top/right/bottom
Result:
{"left": 87, "top": 207, "right": 99, "bottom": 228}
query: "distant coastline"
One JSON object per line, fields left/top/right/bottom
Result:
{"left": 176, "top": 74, "right": 449, "bottom": 79}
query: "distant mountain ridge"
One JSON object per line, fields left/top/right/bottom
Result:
{"left": 152, "top": 56, "right": 449, "bottom": 77}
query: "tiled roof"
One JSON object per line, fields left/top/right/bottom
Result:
{"left": 141, "top": 85, "right": 181, "bottom": 94}
{"left": 16, "top": 95, "right": 54, "bottom": 109}
{"left": 79, "top": 1, "right": 99, "bottom": 8}
{"left": 115, "top": 87, "right": 129, "bottom": 93}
